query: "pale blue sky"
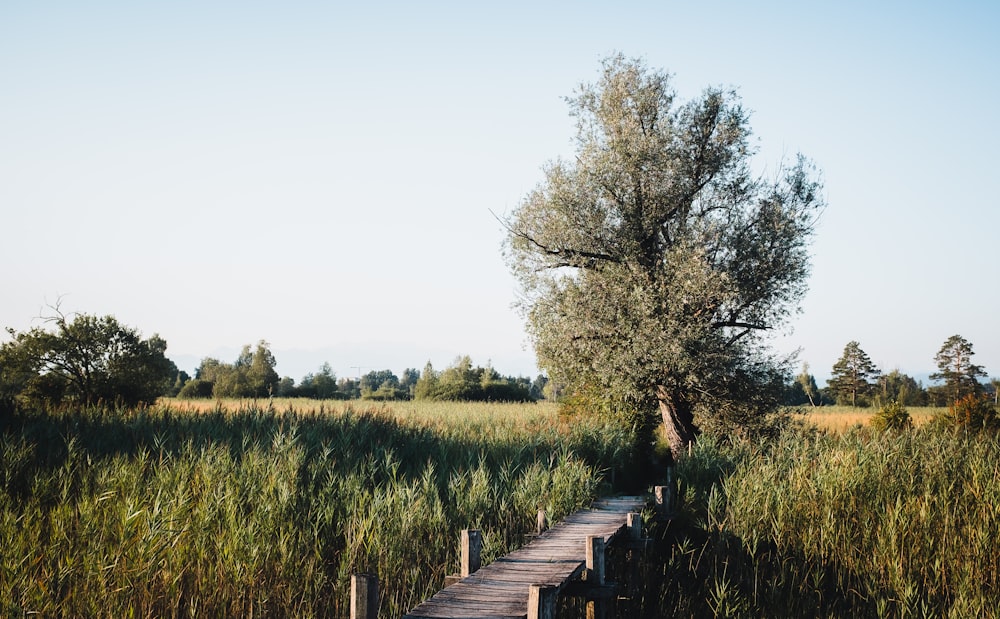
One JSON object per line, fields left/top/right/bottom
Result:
{"left": 2, "top": 1, "right": 998, "bottom": 384}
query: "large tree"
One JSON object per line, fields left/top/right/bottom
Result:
{"left": 0, "top": 307, "right": 177, "bottom": 408}
{"left": 504, "top": 56, "right": 823, "bottom": 456}
{"left": 827, "top": 341, "right": 880, "bottom": 407}
{"left": 930, "top": 334, "right": 986, "bottom": 405}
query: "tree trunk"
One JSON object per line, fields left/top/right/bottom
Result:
{"left": 657, "top": 387, "right": 699, "bottom": 460}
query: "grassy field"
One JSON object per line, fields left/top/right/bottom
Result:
{"left": 159, "top": 397, "right": 563, "bottom": 430}
{"left": 4, "top": 398, "right": 998, "bottom": 617}
{"left": 792, "top": 405, "right": 943, "bottom": 432}
{"left": 0, "top": 400, "right": 637, "bottom": 617}
{"left": 665, "top": 424, "right": 1000, "bottom": 617}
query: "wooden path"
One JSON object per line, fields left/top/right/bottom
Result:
{"left": 403, "top": 496, "right": 647, "bottom": 619}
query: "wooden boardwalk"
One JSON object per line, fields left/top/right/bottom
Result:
{"left": 404, "top": 496, "right": 647, "bottom": 619}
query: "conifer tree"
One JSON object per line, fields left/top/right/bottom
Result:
{"left": 930, "top": 335, "right": 986, "bottom": 405}
{"left": 828, "top": 341, "right": 880, "bottom": 407}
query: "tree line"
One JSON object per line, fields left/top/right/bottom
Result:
{"left": 0, "top": 308, "right": 545, "bottom": 412}
{"left": 180, "top": 348, "right": 544, "bottom": 403}
{"left": 785, "top": 335, "right": 997, "bottom": 408}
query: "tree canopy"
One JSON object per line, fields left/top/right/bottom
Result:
{"left": 827, "top": 341, "right": 880, "bottom": 407}
{"left": 187, "top": 341, "right": 280, "bottom": 399}
{"left": 505, "top": 55, "right": 823, "bottom": 455}
{"left": 0, "top": 308, "right": 177, "bottom": 408}
{"left": 414, "top": 356, "right": 533, "bottom": 402}
{"left": 931, "top": 334, "right": 987, "bottom": 405}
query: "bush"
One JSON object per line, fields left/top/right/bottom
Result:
{"left": 937, "top": 393, "right": 1000, "bottom": 430}
{"left": 870, "top": 400, "right": 912, "bottom": 431}
{"left": 176, "top": 378, "right": 214, "bottom": 399}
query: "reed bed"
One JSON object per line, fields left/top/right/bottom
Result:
{"left": 793, "top": 406, "right": 942, "bottom": 433}
{"left": 668, "top": 425, "right": 1000, "bottom": 617}
{"left": 0, "top": 401, "right": 633, "bottom": 617}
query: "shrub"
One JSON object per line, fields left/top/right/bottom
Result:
{"left": 176, "top": 378, "right": 214, "bottom": 399}
{"left": 870, "top": 400, "right": 912, "bottom": 431}
{"left": 938, "top": 393, "right": 1000, "bottom": 430}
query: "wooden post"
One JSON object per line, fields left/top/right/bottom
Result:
{"left": 626, "top": 512, "right": 641, "bottom": 541}
{"left": 654, "top": 485, "right": 671, "bottom": 516}
{"left": 461, "top": 529, "right": 482, "bottom": 577}
{"left": 656, "top": 464, "right": 677, "bottom": 517}
{"left": 537, "top": 509, "right": 548, "bottom": 535}
{"left": 585, "top": 535, "right": 605, "bottom": 585}
{"left": 350, "top": 573, "right": 378, "bottom": 619}
{"left": 585, "top": 537, "right": 609, "bottom": 619}
{"left": 527, "top": 584, "right": 557, "bottom": 619}
{"left": 625, "top": 512, "right": 643, "bottom": 599}
{"left": 587, "top": 598, "right": 609, "bottom": 619}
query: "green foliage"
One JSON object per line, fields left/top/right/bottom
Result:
{"left": 930, "top": 334, "right": 987, "bottom": 406}
{"left": 870, "top": 400, "right": 912, "bottom": 431}
{"left": 504, "top": 55, "right": 823, "bottom": 454}
{"left": 185, "top": 341, "right": 279, "bottom": 399}
{"left": 414, "top": 357, "right": 533, "bottom": 402}
{"left": 298, "top": 363, "right": 340, "bottom": 399}
{"left": 786, "top": 362, "right": 822, "bottom": 406}
{"left": 934, "top": 393, "right": 1000, "bottom": 430}
{"left": 827, "top": 341, "right": 880, "bottom": 407}
{"left": 176, "top": 378, "right": 214, "bottom": 399}
{"left": 874, "top": 369, "right": 928, "bottom": 407}
{"left": 0, "top": 308, "right": 177, "bottom": 408}
{"left": 359, "top": 369, "right": 408, "bottom": 401}
{"left": 665, "top": 426, "right": 1000, "bottom": 616}
{"left": 0, "top": 401, "right": 621, "bottom": 617}
{"left": 557, "top": 384, "right": 660, "bottom": 489}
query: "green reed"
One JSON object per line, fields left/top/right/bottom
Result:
{"left": 668, "top": 425, "right": 1000, "bottom": 617}
{"left": 1, "top": 402, "right": 628, "bottom": 617}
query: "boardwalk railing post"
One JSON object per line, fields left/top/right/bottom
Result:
{"left": 585, "top": 535, "right": 605, "bottom": 585}
{"left": 350, "top": 573, "right": 378, "bottom": 619}
{"left": 528, "top": 584, "right": 557, "bottom": 619}
{"left": 461, "top": 529, "right": 482, "bottom": 577}
{"left": 654, "top": 485, "right": 671, "bottom": 516}
{"left": 585, "top": 535, "right": 609, "bottom": 619}
{"left": 624, "top": 512, "right": 643, "bottom": 599}
{"left": 626, "top": 512, "right": 641, "bottom": 541}
{"left": 656, "top": 463, "right": 677, "bottom": 518}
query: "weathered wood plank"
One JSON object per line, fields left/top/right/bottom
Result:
{"left": 404, "top": 496, "right": 645, "bottom": 619}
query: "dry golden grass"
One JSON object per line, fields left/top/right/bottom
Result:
{"left": 792, "top": 405, "right": 942, "bottom": 432}
{"left": 160, "top": 397, "right": 560, "bottom": 422}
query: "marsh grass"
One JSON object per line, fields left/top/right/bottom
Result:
{"left": 665, "top": 425, "right": 1000, "bottom": 617}
{"left": 794, "top": 405, "right": 941, "bottom": 432}
{"left": 8, "top": 397, "right": 993, "bottom": 618}
{"left": 1, "top": 401, "right": 632, "bottom": 617}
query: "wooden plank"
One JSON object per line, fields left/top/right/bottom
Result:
{"left": 404, "top": 496, "right": 645, "bottom": 619}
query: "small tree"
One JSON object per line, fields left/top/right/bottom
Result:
{"left": 878, "top": 370, "right": 928, "bottom": 407}
{"left": 870, "top": 400, "right": 912, "bottom": 432}
{"left": 827, "top": 341, "right": 880, "bottom": 407}
{"left": 413, "top": 362, "right": 438, "bottom": 400}
{"left": 310, "top": 363, "right": 339, "bottom": 399}
{"left": 246, "top": 341, "right": 279, "bottom": 397}
{"left": 796, "top": 362, "right": 820, "bottom": 406}
{"left": 938, "top": 393, "right": 999, "bottom": 430}
{"left": 930, "top": 335, "right": 986, "bottom": 406}
{"left": 0, "top": 307, "right": 177, "bottom": 408}
{"left": 190, "top": 341, "right": 280, "bottom": 398}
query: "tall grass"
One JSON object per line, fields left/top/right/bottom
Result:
{"left": 793, "top": 405, "right": 942, "bottom": 432}
{"left": 1, "top": 401, "right": 634, "bottom": 617}
{"left": 666, "top": 425, "right": 1000, "bottom": 617}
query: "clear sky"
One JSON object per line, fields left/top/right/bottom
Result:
{"left": 3, "top": 1, "right": 998, "bottom": 384}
